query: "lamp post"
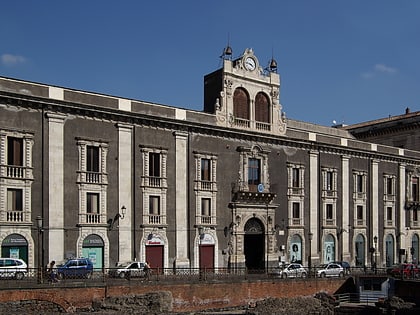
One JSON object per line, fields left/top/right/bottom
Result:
{"left": 198, "top": 226, "right": 203, "bottom": 280}
{"left": 374, "top": 235, "right": 378, "bottom": 273}
{"left": 36, "top": 215, "right": 43, "bottom": 284}
{"left": 308, "top": 232, "right": 313, "bottom": 278}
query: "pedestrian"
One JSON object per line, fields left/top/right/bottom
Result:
{"left": 144, "top": 261, "right": 151, "bottom": 280}
{"left": 47, "top": 260, "right": 58, "bottom": 283}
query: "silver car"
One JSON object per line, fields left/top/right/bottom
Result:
{"left": 278, "top": 263, "right": 308, "bottom": 278}
{"left": 316, "top": 263, "right": 344, "bottom": 278}
{"left": 109, "top": 261, "right": 146, "bottom": 279}
{"left": 0, "top": 258, "right": 27, "bottom": 280}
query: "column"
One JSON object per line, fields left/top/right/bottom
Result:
{"left": 118, "top": 123, "right": 133, "bottom": 262}
{"left": 371, "top": 159, "right": 380, "bottom": 263}
{"left": 341, "top": 155, "right": 350, "bottom": 261}
{"left": 47, "top": 113, "right": 66, "bottom": 263}
{"left": 309, "top": 150, "right": 319, "bottom": 262}
{"left": 174, "top": 131, "right": 190, "bottom": 267}
{"left": 399, "top": 163, "right": 407, "bottom": 261}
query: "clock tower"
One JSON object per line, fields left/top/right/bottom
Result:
{"left": 204, "top": 47, "right": 286, "bottom": 135}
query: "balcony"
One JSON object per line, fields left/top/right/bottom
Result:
{"left": 289, "top": 218, "right": 303, "bottom": 226}
{"left": 234, "top": 117, "right": 250, "bottom": 128}
{"left": 77, "top": 171, "right": 107, "bottom": 184}
{"left": 78, "top": 213, "right": 106, "bottom": 225}
{"left": 256, "top": 122, "right": 271, "bottom": 131}
{"left": 288, "top": 187, "right": 304, "bottom": 196}
{"left": 142, "top": 176, "right": 167, "bottom": 188}
{"left": 199, "top": 215, "right": 216, "bottom": 226}
{"left": 2, "top": 210, "right": 31, "bottom": 223}
{"left": 1, "top": 165, "right": 33, "bottom": 180}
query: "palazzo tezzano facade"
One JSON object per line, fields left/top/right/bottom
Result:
{"left": 0, "top": 46, "right": 419, "bottom": 272}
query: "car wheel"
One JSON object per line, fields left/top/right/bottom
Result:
{"left": 281, "top": 273, "right": 287, "bottom": 279}
{"left": 320, "top": 272, "right": 326, "bottom": 278}
{"left": 119, "top": 272, "right": 126, "bottom": 279}
{"left": 339, "top": 272, "right": 344, "bottom": 278}
{"left": 15, "top": 272, "right": 24, "bottom": 280}
{"left": 85, "top": 272, "right": 92, "bottom": 279}
{"left": 57, "top": 273, "right": 64, "bottom": 280}
{"left": 301, "top": 272, "right": 307, "bottom": 278}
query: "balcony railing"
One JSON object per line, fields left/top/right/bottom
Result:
{"left": 256, "top": 122, "right": 271, "bottom": 131}
{"left": 234, "top": 117, "right": 250, "bottom": 128}
{"left": 5, "top": 210, "right": 26, "bottom": 223}
{"left": 148, "top": 215, "right": 161, "bottom": 224}
{"left": 78, "top": 213, "right": 106, "bottom": 225}
{"left": 77, "top": 171, "right": 107, "bottom": 184}
{"left": 290, "top": 218, "right": 303, "bottom": 226}
{"left": 199, "top": 215, "right": 216, "bottom": 226}
{"left": 1, "top": 165, "right": 32, "bottom": 179}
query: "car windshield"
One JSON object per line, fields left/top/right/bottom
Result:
{"left": 116, "top": 262, "right": 131, "bottom": 268}
{"left": 319, "top": 264, "right": 328, "bottom": 268}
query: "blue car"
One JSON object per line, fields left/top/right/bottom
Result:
{"left": 57, "top": 258, "right": 93, "bottom": 279}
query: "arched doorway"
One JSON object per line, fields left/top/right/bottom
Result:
{"left": 355, "top": 234, "right": 365, "bottom": 267}
{"left": 324, "top": 234, "right": 335, "bottom": 263}
{"left": 244, "top": 218, "right": 264, "bottom": 270}
{"left": 82, "top": 234, "right": 104, "bottom": 270}
{"left": 1, "top": 234, "right": 28, "bottom": 264}
{"left": 145, "top": 233, "right": 164, "bottom": 271}
{"left": 385, "top": 234, "right": 394, "bottom": 267}
{"left": 290, "top": 234, "right": 302, "bottom": 264}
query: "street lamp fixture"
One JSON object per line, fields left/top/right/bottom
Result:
{"left": 108, "top": 205, "right": 127, "bottom": 230}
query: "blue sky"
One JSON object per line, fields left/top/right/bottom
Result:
{"left": 1, "top": 1, "right": 419, "bottom": 126}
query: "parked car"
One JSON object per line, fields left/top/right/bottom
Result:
{"left": 316, "top": 263, "right": 344, "bottom": 278}
{"left": 332, "top": 261, "right": 351, "bottom": 274}
{"left": 277, "top": 263, "right": 308, "bottom": 278}
{"left": 389, "top": 263, "right": 420, "bottom": 278}
{"left": 109, "top": 261, "right": 147, "bottom": 279}
{"left": 57, "top": 258, "right": 93, "bottom": 279}
{"left": 0, "top": 258, "right": 27, "bottom": 280}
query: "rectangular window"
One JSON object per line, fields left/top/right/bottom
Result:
{"left": 386, "top": 177, "right": 393, "bottom": 195}
{"left": 414, "top": 210, "right": 419, "bottom": 222}
{"left": 292, "top": 202, "right": 300, "bottom": 218}
{"left": 412, "top": 177, "right": 419, "bottom": 202}
{"left": 201, "top": 198, "right": 211, "bottom": 216}
{"left": 7, "top": 189, "right": 23, "bottom": 211}
{"left": 248, "top": 158, "right": 261, "bottom": 187}
{"left": 326, "top": 171, "right": 333, "bottom": 190}
{"left": 357, "top": 174, "right": 363, "bottom": 193}
{"left": 149, "top": 153, "right": 160, "bottom": 177}
{"left": 326, "top": 204, "right": 333, "bottom": 220}
{"left": 87, "top": 146, "right": 99, "bottom": 172}
{"left": 387, "top": 207, "right": 393, "bottom": 221}
{"left": 357, "top": 205, "right": 363, "bottom": 221}
{"left": 201, "top": 159, "right": 211, "bottom": 181}
{"left": 7, "top": 137, "right": 23, "bottom": 166}
{"left": 149, "top": 196, "right": 160, "bottom": 215}
{"left": 87, "top": 193, "right": 99, "bottom": 213}
{"left": 292, "top": 168, "right": 300, "bottom": 188}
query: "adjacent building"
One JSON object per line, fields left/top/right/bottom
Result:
{"left": 0, "top": 47, "right": 419, "bottom": 272}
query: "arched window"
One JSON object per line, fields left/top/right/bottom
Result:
{"left": 233, "top": 88, "right": 249, "bottom": 120}
{"left": 255, "top": 92, "right": 270, "bottom": 123}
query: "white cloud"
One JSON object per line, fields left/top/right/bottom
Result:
{"left": 361, "top": 63, "right": 397, "bottom": 79}
{"left": 374, "top": 64, "right": 397, "bottom": 73}
{"left": 1, "top": 54, "right": 26, "bottom": 66}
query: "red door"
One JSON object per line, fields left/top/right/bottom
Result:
{"left": 145, "top": 245, "right": 164, "bottom": 273}
{"left": 199, "top": 245, "right": 214, "bottom": 269}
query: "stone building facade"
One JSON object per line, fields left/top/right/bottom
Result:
{"left": 0, "top": 47, "right": 419, "bottom": 271}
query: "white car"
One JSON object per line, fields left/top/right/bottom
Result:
{"left": 278, "top": 263, "right": 308, "bottom": 278}
{"left": 0, "top": 258, "right": 27, "bottom": 280}
{"left": 109, "top": 261, "right": 147, "bottom": 279}
{"left": 317, "top": 263, "right": 344, "bottom": 278}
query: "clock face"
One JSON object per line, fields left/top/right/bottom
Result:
{"left": 244, "top": 57, "right": 256, "bottom": 71}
